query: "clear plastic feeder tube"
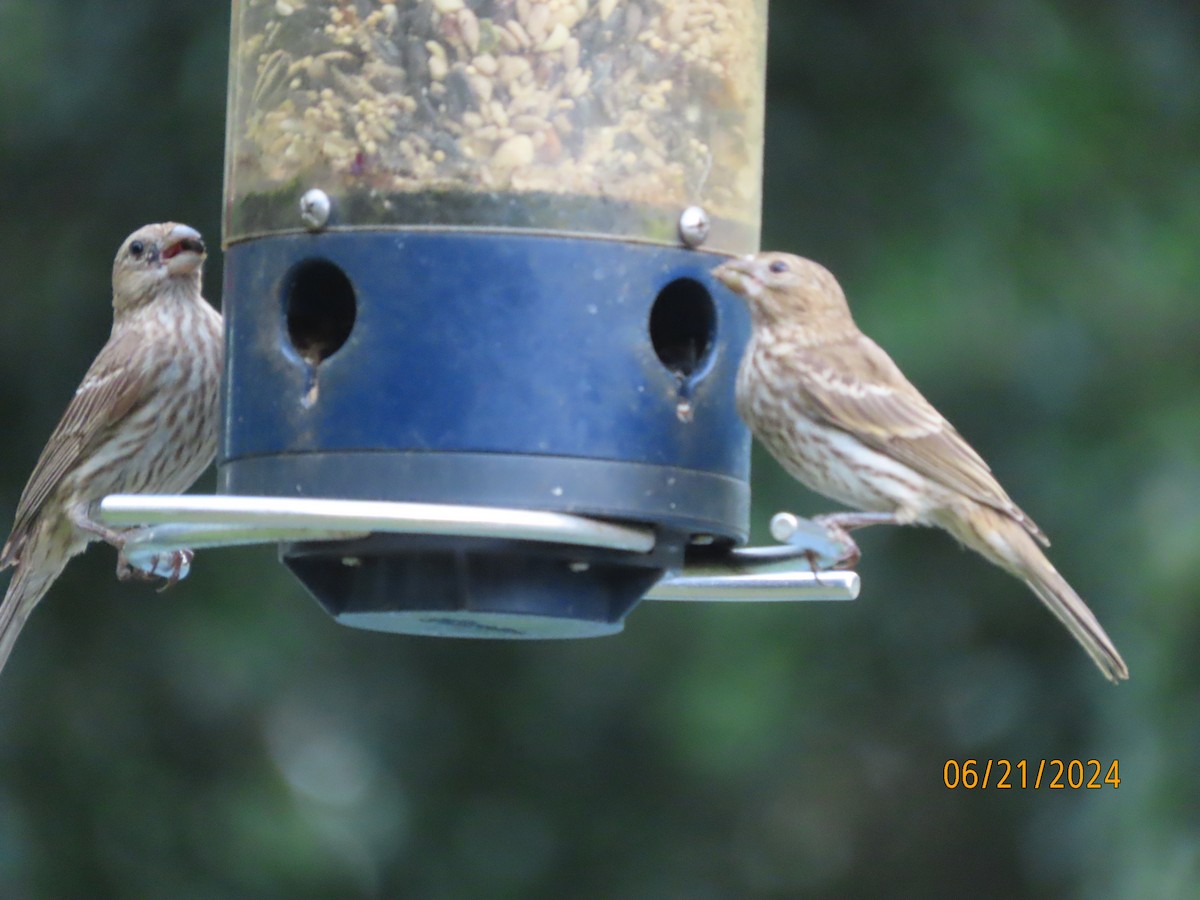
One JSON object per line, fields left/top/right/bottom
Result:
{"left": 224, "top": 0, "right": 767, "bottom": 252}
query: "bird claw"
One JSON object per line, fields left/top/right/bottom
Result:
{"left": 117, "top": 547, "right": 193, "bottom": 590}
{"left": 809, "top": 515, "right": 862, "bottom": 570}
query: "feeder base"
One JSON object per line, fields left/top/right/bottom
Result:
{"left": 282, "top": 534, "right": 673, "bottom": 639}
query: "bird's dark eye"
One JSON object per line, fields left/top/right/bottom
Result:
{"left": 129, "top": 240, "right": 145, "bottom": 257}
{"left": 768, "top": 259, "right": 790, "bottom": 274}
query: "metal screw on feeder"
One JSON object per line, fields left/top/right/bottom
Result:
{"left": 299, "top": 188, "right": 331, "bottom": 232}
{"left": 678, "top": 207, "right": 712, "bottom": 249}
{"left": 104, "top": 0, "right": 860, "bottom": 638}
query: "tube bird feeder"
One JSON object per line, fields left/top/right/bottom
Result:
{"left": 102, "top": 0, "right": 859, "bottom": 639}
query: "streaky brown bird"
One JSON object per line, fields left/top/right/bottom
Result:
{"left": 0, "top": 223, "right": 223, "bottom": 675}
{"left": 714, "top": 251, "right": 1128, "bottom": 682}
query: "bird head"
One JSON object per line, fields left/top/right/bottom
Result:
{"left": 713, "top": 252, "right": 855, "bottom": 340}
{"left": 112, "top": 222, "right": 207, "bottom": 313}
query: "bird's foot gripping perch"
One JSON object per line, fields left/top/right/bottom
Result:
{"left": 117, "top": 545, "right": 193, "bottom": 590}
{"left": 804, "top": 511, "right": 902, "bottom": 571}
{"left": 721, "top": 511, "right": 868, "bottom": 580}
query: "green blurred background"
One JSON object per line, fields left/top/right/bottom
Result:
{"left": 1, "top": 1, "right": 1198, "bottom": 897}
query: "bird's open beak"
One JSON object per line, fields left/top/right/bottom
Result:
{"left": 162, "top": 224, "right": 206, "bottom": 276}
{"left": 712, "top": 256, "right": 762, "bottom": 297}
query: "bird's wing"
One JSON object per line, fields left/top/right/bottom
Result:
{"left": 793, "top": 336, "right": 1049, "bottom": 545}
{"left": 1, "top": 329, "right": 150, "bottom": 567}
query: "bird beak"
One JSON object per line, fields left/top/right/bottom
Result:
{"left": 161, "top": 224, "right": 206, "bottom": 276}
{"left": 712, "top": 255, "right": 762, "bottom": 297}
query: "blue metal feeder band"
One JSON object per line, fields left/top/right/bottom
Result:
{"left": 218, "top": 231, "right": 752, "bottom": 637}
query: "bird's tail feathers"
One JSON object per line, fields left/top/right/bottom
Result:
{"left": 0, "top": 532, "right": 24, "bottom": 571}
{"left": 0, "top": 535, "right": 70, "bottom": 676}
{"left": 937, "top": 503, "right": 1129, "bottom": 683}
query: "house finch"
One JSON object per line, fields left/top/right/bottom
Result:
{"left": 714, "top": 252, "right": 1128, "bottom": 682}
{"left": 0, "top": 223, "right": 223, "bottom": 675}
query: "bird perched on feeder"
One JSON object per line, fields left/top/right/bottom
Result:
{"left": 713, "top": 251, "right": 1127, "bottom": 682}
{"left": 0, "top": 223, "right": 223, "bottom": 675}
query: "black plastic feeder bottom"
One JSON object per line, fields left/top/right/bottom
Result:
{"left": 281, "top": 534, "right": 677, "bottom": 639}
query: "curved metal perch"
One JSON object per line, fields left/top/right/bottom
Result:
{"left": 100, "top": 495, "right": 859, "bottom": 603}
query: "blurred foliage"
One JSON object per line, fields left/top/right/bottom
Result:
{"left": 1, "top": 1, "right": 1198, "bottom": 897}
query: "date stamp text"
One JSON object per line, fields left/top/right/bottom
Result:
{"left": 943, "top": 759, "right": 1120, "bottom": 789}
